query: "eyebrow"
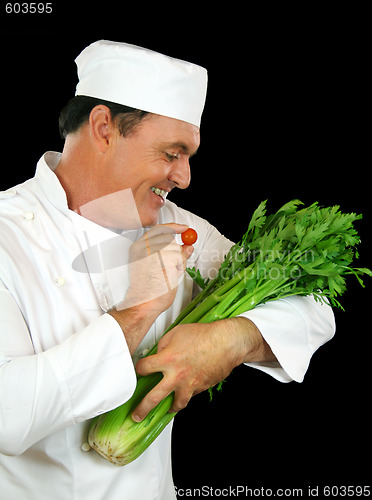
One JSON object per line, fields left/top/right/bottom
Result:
{"left": 162, "top": 141, "right": 199, "bottom": 157}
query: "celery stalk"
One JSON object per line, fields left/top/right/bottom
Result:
{"left": 88, "top": 372, "right": 175, "bottom": 466}
{"left": 88, "top": 199, "right": 371, "bottom": 466}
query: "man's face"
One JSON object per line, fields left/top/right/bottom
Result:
{"left": 104, "top": 114, "right": 200, "bottom": 228}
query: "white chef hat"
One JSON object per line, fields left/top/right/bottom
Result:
{"left": 75, "top": 40, "right": 208, "bottom": 127}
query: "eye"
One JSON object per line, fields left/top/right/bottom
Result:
{"left": 165, "top": 152, "right": 179, "bottom": 161}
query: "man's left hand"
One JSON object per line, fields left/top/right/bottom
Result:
{"left": 132, "top": 317, "right": 274, "bottom": 422}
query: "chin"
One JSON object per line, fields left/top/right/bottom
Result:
{"left": 139, "top": 210, "right": 160, "bottom": 228}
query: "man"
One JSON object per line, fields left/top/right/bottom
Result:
{"left": 0, "top": 40, "right": 335, "bottom": 499}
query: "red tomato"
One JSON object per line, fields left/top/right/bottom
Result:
{"left": 181, "top": 228, "right": 198, "bottom": 245}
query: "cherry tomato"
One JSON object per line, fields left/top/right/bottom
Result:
{"left": 181, "top": 228, "right": 198, "bottom": 245}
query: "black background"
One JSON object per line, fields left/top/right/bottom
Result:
{"left": 1, "top": 2, "right": 370, "bottom": 493}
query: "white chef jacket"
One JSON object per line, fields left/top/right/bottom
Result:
{"left": 0, "top": 152, "right": 336, "bottom": 499}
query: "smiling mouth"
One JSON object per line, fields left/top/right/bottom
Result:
{"left": 151, "top": 187, "right": 169, "bottom": 201}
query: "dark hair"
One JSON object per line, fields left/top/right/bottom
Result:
{"left": 58, "top": 95, "right": 150, "bottom": 139}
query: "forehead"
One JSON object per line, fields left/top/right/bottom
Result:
{"left": 139, "top": 114, "right": 200, "bottom": 154}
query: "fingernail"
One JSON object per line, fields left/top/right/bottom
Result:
{"left": 132, "top": 414, "right": 142, "bottom": 423}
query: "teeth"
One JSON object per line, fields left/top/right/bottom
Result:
{"left": 151, "top": 187, "right": 168, "bottom": 200}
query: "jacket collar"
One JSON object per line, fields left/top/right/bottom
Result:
{"left": 35, "top": 152, "right": 70, "bottom": 215}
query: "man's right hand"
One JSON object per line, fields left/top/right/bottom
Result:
{"left": 109, "top": 223, "right": 194, "bottom": 354}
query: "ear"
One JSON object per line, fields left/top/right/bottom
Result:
{"left": 88, "top": 105, "right": 116, "bottom": 153}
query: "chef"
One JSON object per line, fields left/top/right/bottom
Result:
{"left": 0, "top": 40, "right": 335, "bottom": 499}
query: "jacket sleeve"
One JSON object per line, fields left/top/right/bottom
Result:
{"left": 0, "top": 280, "right": 137, "bottom": 456}
{"left": 191, "top": 219, "right": 336, "bottom": 384}
{"left": 238, "top": 295, "right": 336, "bottom": 382}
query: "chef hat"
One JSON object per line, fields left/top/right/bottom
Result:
{"left": 75, "top": 40, "right": 207, "bottom": 127}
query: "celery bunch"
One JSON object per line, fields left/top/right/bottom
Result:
{"left": 88, "top": 199, "right": 371, "bottom": 466}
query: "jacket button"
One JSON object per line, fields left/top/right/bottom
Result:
{"left": 56, "top": 277, "right": 66, "bottom": 287}
{"left": 24, "top": 212, "right": 35, "bottom": 221}
{"left": 141, "top": 348, "right": 150, "bottom": 357}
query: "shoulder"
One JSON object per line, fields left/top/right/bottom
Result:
{"left": 0, "top": 177, "right": 42, "bottom": 258}
{"left": 0, "top": 177, "right": 41, "bottom": 238}
{"left": 0, "top": 177, "right": 39, "bottom": 214}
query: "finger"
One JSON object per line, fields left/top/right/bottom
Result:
{"left": 156, "top": 330, "right": 174, "bottom": 353}
{"left": 176, "top": 244, "right": 194, "bottom": 273}
{"left": 169, "top": 387, "right": 193, "bottom": 414}
{"left": 135, "top": 354, "right": 160, "bottom": 377}
{"left": 132, "top": 379, "right": 173, "bottom": 422}
{"left": 140, "top": 232, "right": 175, "bottom": 252}
{"left": 146, "top": 223, "right": 188, "bottom": 238}
{"left": 181, "top": 244, "right": 194, "bottom": 260}
{"left": 140, "top": 230, "right": 179, "bottom": 254}
{"left": 141, "top": 227, "right": 193, "bottom": 260}
{"left": 158, "top": 223, "right": 189, "bottom": 234}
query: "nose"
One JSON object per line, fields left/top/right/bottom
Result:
{"left": 168, "top": 156, "right": 191, "bottom": 190}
